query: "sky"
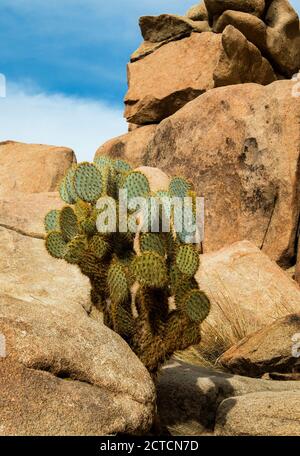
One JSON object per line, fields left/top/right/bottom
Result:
{"left": 0, "top": 0, "right": 299, "bottom": 161}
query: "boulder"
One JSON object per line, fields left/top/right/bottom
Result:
{"left": 125, "top": 27, "right": 275, "bottom": 125}
{"left": 143, "top": 80, "right": 299, "bottom": 264}
{"left": 296, "top": 242, "right": 300, "bottom": 285}
{"left": 195, "top": 241, "right": 300, "bottom": 364}
{"left": 0, "top": 141, "right": 75, "bottom": 195}
{"left": 95, "top": 125, "right": 157, "bottom": 167}
{"left": 213, "top": 10, "right": 267, "bottom": 50}
{"left": 157, "top": 361, "right": 300, "bottom": 435}
{"left": 265, "top": 0, "right": 300, "bottom": 77}
{"left": 139, "top": 14, "right": 209, "bottom": 43}
{"left": 215, "top": 391, "right": 300, "bottom": 436}
{"left": 204, "top": 0, "right": 266, "bottom": 19}
{"left": 186, "top": 2, "right": 209, "bottom": 21}
{"left": 218, "top": 314, "right": 300, "bottom": 377}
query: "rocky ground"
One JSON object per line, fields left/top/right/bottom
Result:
{"left": 0, "top": 0, "right": 300, "bottom": 436}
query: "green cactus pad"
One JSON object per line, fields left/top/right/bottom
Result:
{"left": 45, "top": 232, "right": 67, "bottom": 259}
{"left": 44, "top": 210, "right": 60, "bottom": 233}
{"left": 74, "top": 200, "right": 90, "bottom": 221}
{"left": 169, "top": 176, "right": 191, "bottom": 198}
{"left": 114, "top": 159, "right": 132, "bottom": 173}
{"left": 94, "top": 156, "right": 113, "bottom": 169}
{"left": 65, "top": 166, "right": 78, "bottom": 203}
{"left": 131, "top": 252, "right": 167, "bottom": 288}
{"left": 115, "top": 304, "right": 134, "bottom": 336}
{"left": 59, "top": 206, "right": 79, "bottom": 242}
{"left": 64, "top": 236, "right": 87, "bottom": 264}
{"left": 73, "top": 162, "right": 103, "bottom": 202}
{"left": 108, "top": 261, "right": 129, "bottom": 304}
{"left": 122, "top": 171, "right": 150, "bottom": 200}
{"left": 176, "top": 245, "right": 199, "bottom": 277}
{"left": 89, "top": 234, "right": 110, "bottom": 259}
{"left": 140, "top": 233, "right": 166, "bottom": 256}
{"left": 79, "top": 252, "right": 106, "bottom": 277}
{"left": 185, "top": 290, "right": 210, "bottom": 323}
{"left": 59, "top": 178, "right": 76, "bottom": 205}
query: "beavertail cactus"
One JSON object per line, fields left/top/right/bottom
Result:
{"left": 44, "top": 155, "right": 210, "bottom": 374}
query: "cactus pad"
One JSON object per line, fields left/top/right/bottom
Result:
{"left": 44, "top": 210, "right": 60, "bottom": 233}
{"left": 114, "top": 159, "right": 132, "bottom": 173}
{"left": 108, "top": 261, "right": 129, "bottom": 304}
{"left": 59, "top": 178, "right": 76, "bottom": 204}
{"left": 176, "top": 245, "right": 199, "bottom": 277}
{"left": 64, "top": 236, "right": 87, "bottom": 264}
{"left": 140, "top": 233, "right": 166, "bottom": 256}
{"left": 65, "top": 166, "right": 78, "bottom": 203}
{"left": 74, "top": 162, "right": 103, "bottom": 202}
{"left": 131, "top": 252, "right": 167, "bottom": 288}
{"left": 89, "top": 234, "right": 110, "bottom": 259}
{"left": 185, "top": 290, "right": 210, "bottom": 323}
{"left": 169, "top": 176, "right": 191, "bottom": 198}
{"left": 46, "top": 232, "right": 67, "bottom": 259}
{"left": 59, "top": 206, "right": 79, "bottom": 242}
{"left": 122, "top": 171, "right": 150, "bottom": 200}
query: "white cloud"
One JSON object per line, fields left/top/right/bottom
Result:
{"left": 0, "top": 83, "right": 127, "bottom": 162}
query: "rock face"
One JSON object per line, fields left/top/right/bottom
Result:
{"left": 186, "top": 2, "right": 209, "bottom": 21}
{"left": 125, "top": 27, "right": 275, "bottom": 125}
{"left": 0, "top": 141, "right": 76, "bottom": 194}
{"left": 144, "top": 80, "right": 300, "bottom": 264}
{"left": 157, "top": 361, "right": 300, "bottom": 435}
{"left": 204, "top": 0, "right": 266, "bottom": 18}
{"left": 95, "top": 125, "right": 157, "bottom": 167}
{"left": 218, "top": 314, "right": 300, "bottom": 377}
{"left": 296, "top": 243, "right": 300, "bottom": 285}
{"left": 215, "top": 391, "right": 300, "bottom": 436}
{"left": 195, "top": 241, "right": 300, "bottom": 364}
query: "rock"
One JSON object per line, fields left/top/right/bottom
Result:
{"left": 143, "top": 81, "right": 299, "bottom": 264}
{"left": 195, "top": 241, "right": 300, "bottom": 364}
{"left": 218, "top": 314, "right": 300, "bottom": 377}
{"left": 95, "top": 125, "right": 157, "bottom": 167}
{"left": 0, "top": 141, "right": 75, "bottom": 194}
{"left": 157, "top": 361, "right": 300, "bottom": 435}
{"left": 265, "top": 0, "right": 300, "bottom": 77}
{"left": 0, "top": 191, "right": 63, "bottom": 238}
{"left": 204, "top": 0, "right": 266, "bottom": 18}
{"left": 186, "top": 2, "right": 209, "bottom": 21}
{"left": 296, "top": 243, "right": 300, "bottom": 285}
{"left": 215, "top": 391, "right": 300, "bottom": 435}
{"left": 139, "top": 14, "right": 209, "bottom": 43}
{"left": 213, "top": 10, "right": 267, "bottom": 50}
{"left": 125, "top": 28, "right": 275, "bottom": 125}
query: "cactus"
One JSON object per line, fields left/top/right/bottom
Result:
{"left": 44, "top": 156, "right": 210, "bottom": 375}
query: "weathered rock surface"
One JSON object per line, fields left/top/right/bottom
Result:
{"left": 265, "top": 0, "right": 300, "bottom": 77}
{"left": 125, "top": 27, "right": 275, "bottom": 125}
{"left": 213, "top": 10, "right": 267, "bottom": 50}
{"left": 139, "top": 14, "right": 209, "bottom": 43}
{"left": 195, "top": 241, "right": 300, "bottom": 363}
{"left": 215, "top": 391, "right": 300, "bottom": 435}
{"left": 0, "top": 141, "right": 75, "bottom": 195}
{"left": 218, "top": 314, "right": 300, "bottom": 376}
{"left": 296, "top": 243, "right": 300, "bottom": 285}
{"left": 95, "top": 125, "right": 157, "bottom": 167}
{"left": 143, "top": 80, "right": 300, "bottom": 264}
{"left": 204, "top": 0, "right": 266, "bottom": 18}
{"left": 186, "top": 2, "right": 209, "bottom": 21}
{"left": 157, "top": 361, "right": 300, "bottom": 435}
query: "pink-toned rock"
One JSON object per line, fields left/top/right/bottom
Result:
{"left": 0, "top": 141, "right": 75, "bottom": 194}
{"left": 124, "top": 27, "right": 275, "bottom": 125}
{"left": 95, "top": 125, "right": 157, "bottom": 167}
{"left": 144, "top": 80, "right": 299, "bottom": 264}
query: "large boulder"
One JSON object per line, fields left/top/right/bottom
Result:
{"left": 0, "top": 141, "right": 75, "bottom": 195}
{"left": 157, "top": 361, "right": 300, "bottom": 435}
{"left": 95, "top": 125, "right": 157, "bottom": 168}
{"left": 296, "top": 242, "right": 300, "bottom": 285}
{"left": 204, "top": 0, "right": 266, "bottom": 18}
{"left": 265, "top": 0, "right": 300, "bottom": 77}
{"left": 215, "top": 391, "right": 300, "bottom": 436}
{"left": 218, "top": 314, "right": 300, "bottom": 377}
{"left": 143, "top": 80, "right": 299, "bottom": 264}
{"left": 125, "top": 27, "right": 275, "bottom": 125}
{"left": 186, "top": 2, "right": 209, "bottom": 21}
{"left": 195, "top": 241, "right": 300, "bottom": 364}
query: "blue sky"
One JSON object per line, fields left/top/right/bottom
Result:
{"left": 0, "top": 0, "right": 299, "bottom": 161}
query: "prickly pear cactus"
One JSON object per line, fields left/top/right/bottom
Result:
{"left": 44, "top": 155, "right": 210, "bottom": 375}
